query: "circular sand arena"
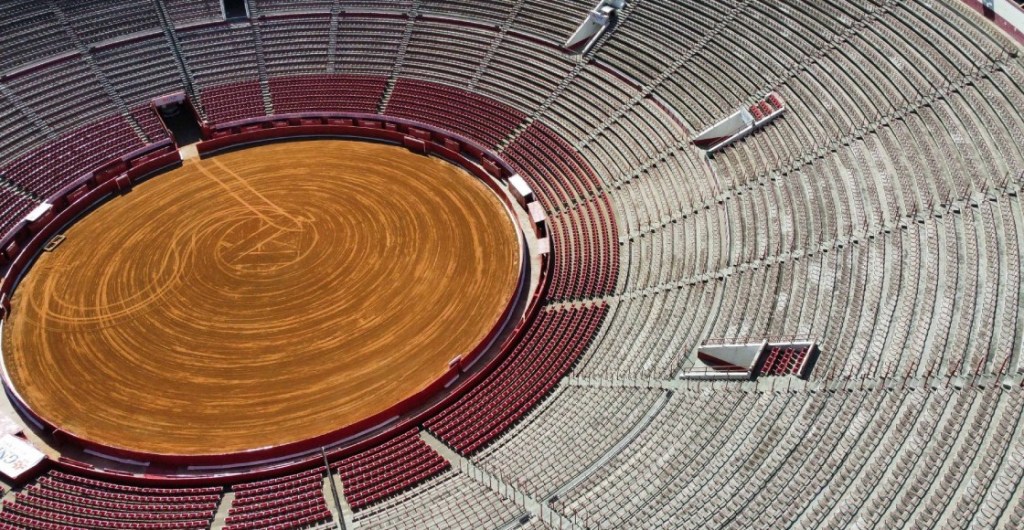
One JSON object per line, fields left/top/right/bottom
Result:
{"left": 2, "top": 140, "right": 522, "bottom": 457}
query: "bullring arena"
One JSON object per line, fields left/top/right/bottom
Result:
{"left": 0, "top": 0, "right": 1023, "bottom": 529}
{"left": 3, "top": 140, "right": 522, "bottom": 456}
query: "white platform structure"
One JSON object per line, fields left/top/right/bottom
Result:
{"left": 978, "top": 0, "right": 1024, "bottom": 33}
{"left": 23, "top": 203, "right": 52, "bottom": 223}
{"left": 508, "top": 174, "right": 534, "bottom": 207}
{"left": 565, "top": 0, "right": 626, "bottom": 54}
{"left": 691, "top": 92, "right": 786, "bottom": 153}
{"left": 0, "top": 434, "right": 45, "bottom": 481}
{"left": 682, "top": 339, "right": 817, "bottom": 380}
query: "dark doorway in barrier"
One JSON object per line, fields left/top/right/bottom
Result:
{"left": 223, "top": 0, "right": 249, "bottom": 20}
{"left": 153, "top": 94, "right": 203, "bottom": 146}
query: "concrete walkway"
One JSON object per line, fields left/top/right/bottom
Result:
{"left": 321, "top": 472, "right": 350, "bottom": 530}
{"left": 210, "top": 491, "right": 233, "bottom": 528}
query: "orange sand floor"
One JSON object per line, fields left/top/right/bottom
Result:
{"left": 2, "top": 140, "right": 520, "bottom": 456}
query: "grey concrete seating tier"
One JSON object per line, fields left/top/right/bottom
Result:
{"left": 352, "top": 472, "right": 521, "bottom": 530}
{"left": 0, "top": 1, "right": 1021, "bottom": 528}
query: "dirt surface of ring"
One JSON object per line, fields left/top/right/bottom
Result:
{"left": 2, "top": 140, "right": 521, "bottom": 456}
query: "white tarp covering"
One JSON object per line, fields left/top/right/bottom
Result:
{"left": 692, "top": 92, "right": 785, "bottom": 153}
{"left": 691, "top": 109, "right": 753, "bottom": 150}
{"left": 0, "top": 412, "right": 23, "bottom": 436}
{"left": 0, "top": 434, "right": 45, "bottom": 479}
{"left": 565, "top": 8, "right": 610, "bottom": 49}
{"left": 696, "top": 342, "right": 765, "bottom": 372}
{"left": 536, "top": 237, "right": 550, "bottom": 255}
{"left": 565, "top": 0, "right": 624, "bottom": 53}
{"left": 24, "top": 202, "right": 52, "bottom": 223}
{"left": 990, "top": 0, "right": 1024, "bottom": 34}
{"left": 508, "top": 175, "right": 532, "bottom": 198}
{"left": 528, "top": 201, "right": 546, "bottom": 224}
{"left": 508, "top": 174, "right": 534, "bottom": 206}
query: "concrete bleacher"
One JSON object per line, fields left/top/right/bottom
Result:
{"left": 251, "top": 0, "right": 333, "bottom": 15}
{"left": 55, "top": 0, "right": 162, "bottom": 45}
{"left": 338, "top": 0, "right": 413, "bottom": 12}
{"left": 175, "top": 22, "right": 265, "bottom": 122}
{"left": 0, "top": 1, "right": 76, "bottom": 73}
{"left": 92, "top": 35, "right": 182, "bottom": 108}
{"left": 473, "top": 384, "right": 663, "bottom": 499}
{"left": 161, "top": 0, "right": 224, "bottom": 25}
{"left": 419, "top": 0, "right": 516, "bottom": 25}
{"left": 3, "top": 56, "right": 116, "bottom": 135}
{"left": 473, "top": 33, "right": 575, "bottom": 117}
{"left": 397, "top": 20, "right": 496, "bottom": 88}
{"left": 258, "top": 15, "right": 331, "bottom": 78}
{"left": 333, "top": 14, "right": 405, "bottom": 79}
{"left": 545, "top": 384, "right": 1024, "bottom": 529}
{"left": 0, "top": 0, "right": 1021, "bottom": 528}
{"left": 508, "top": 0, "right": 595, "bottom": 44}
{"left": 352, "top": 471, "right": 521, "bottom": 529}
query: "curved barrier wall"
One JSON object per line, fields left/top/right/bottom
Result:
{"left": 0, "top": 114, "right": 551, "bottom": 481}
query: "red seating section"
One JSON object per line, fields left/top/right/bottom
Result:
{"left": 548, "top": 196, "right": 619, "bottom": 301}
{"left": 759, "top": 346, "right": 811, "bottom": 377}
{"left": 200, "top": 81, "right": 266, "bottom": 124}
{"left": 46, "top": 472, "right": 221, "bottom": 496}
{"left": 503, "top": 122, "right": 604, "bottom": 210}
{"left": 748, "top": 93, "right": 784, "bottom": 124}
{"left": 385, "top": 78, "right": 527, "bottom": 149}
{"left": 425, "top": 304, "right": 609, "bottom": 454}
{"left": 749, "top": 104, "right": 763, "bottom": 121}
{"left": 225, "top": 468, "right": 331, "bottom": 530}
{"left": 0, "top": 471, "right": 221, "bottom": 530}
{"left": 269, "top": 74, "right": 386, "bottom": 114}
{"left": 0, "top": 194, "right": 37, "bottom": 237}
{"left": 129, "top": 105, "right": 170, "bottom": 143}
{"left": 332, "top": 429, "right": 449, "bottom": 510}
{"left": 501, "top": 121, "right": 620, "bottom": 300}
{"left": 0, "top": 115, "right": 144, "bottom": 197}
